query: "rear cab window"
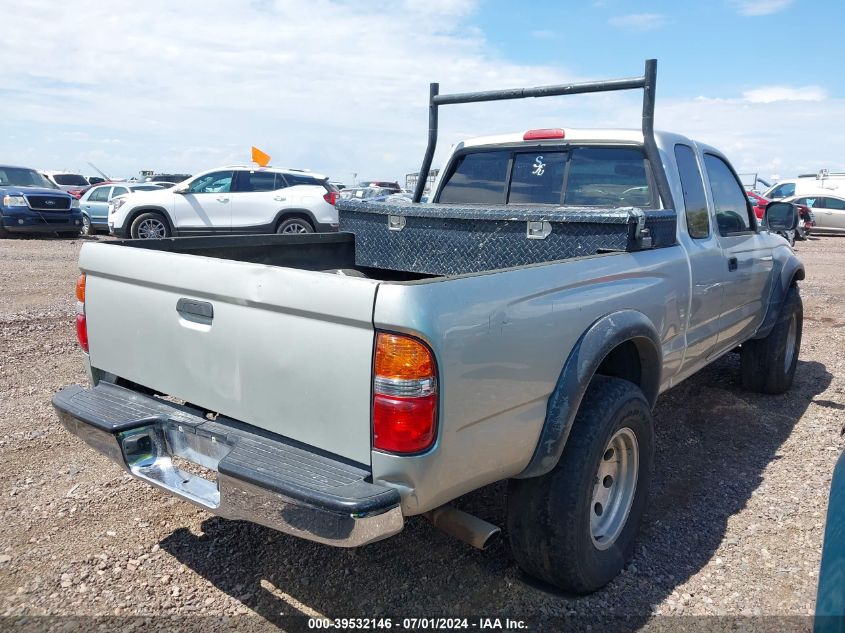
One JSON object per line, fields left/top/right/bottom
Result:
{"left": 436, "top": 146, "right": 654, "bottom": 208}
{"left": 673, "top": 144, "right": 710, "bottom": 239}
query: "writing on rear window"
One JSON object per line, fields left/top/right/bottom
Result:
{"left": 438, "top": 146, "right": 654, "bottom": 207}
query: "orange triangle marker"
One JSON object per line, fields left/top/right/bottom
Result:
{"left": 251, "top": 146, "right": 271, "bottom": 167}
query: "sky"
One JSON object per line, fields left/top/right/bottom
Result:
{"left": 2, "top": 0, "right": 843, "bottom": 186}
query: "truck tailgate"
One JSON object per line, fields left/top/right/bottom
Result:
{"left": 80, "top": 242, "right": 379, "bottom": 465}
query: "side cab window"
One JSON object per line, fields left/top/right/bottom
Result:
{"left": 673, "top": 144, "right": 710, "bottom": 239}
{"left": 703, "top": 154, "right": 755, "bottom": 236}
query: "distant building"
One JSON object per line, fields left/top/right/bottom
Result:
{"left": 405, "top": 168, "right": 439, "bottom": 194}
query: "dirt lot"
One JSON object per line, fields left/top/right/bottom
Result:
{"left": 1, "top": 233, "right": 844, "bottom": 631}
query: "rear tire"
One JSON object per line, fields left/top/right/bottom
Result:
{"left": 130, "top": 212, "right": 170, "bottom": 239}
{"left": 740, "top": 284, "right": 802, "bottom": 394}
{"left": 507, "top": 375, "right": 654, "bottom": 594}
{"left": 276, "top": 217, "right": 314, "bottom": 234}
{"left": 81, "top": 214, "right": 93, "bottom": 236}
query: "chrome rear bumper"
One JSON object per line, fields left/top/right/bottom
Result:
{"left": 54, "top": 382, "right": 403, "bottom": 547}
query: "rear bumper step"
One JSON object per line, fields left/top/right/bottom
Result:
{"left": 52, "top": 382, "right": 403, "bottom": 547}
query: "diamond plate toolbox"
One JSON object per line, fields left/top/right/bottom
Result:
{"left": 337, "top": 199, "right": 677, "bottom": 276}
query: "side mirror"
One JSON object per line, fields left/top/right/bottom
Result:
{"left": 765, "top": 201, "right": 799, "bottom": 231}
{"left": 173, "top": 186, "right": 189, "bottom": 194}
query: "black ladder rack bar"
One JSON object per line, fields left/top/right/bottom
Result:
{"left": 412, "top": 58, "right": 675, "bottom": 213}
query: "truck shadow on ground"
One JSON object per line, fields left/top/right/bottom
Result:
{"left": 161, "top": 354, "right": 831, "bottom": 628}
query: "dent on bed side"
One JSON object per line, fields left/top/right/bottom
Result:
{"left": 515, "top": 310, "right": 662, "bottom": 479}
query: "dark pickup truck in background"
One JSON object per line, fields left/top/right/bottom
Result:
{"left": 0, "top": 165, "right": 83, "bottom": 237}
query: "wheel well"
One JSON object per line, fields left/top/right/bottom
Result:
{"left": 276, "top": 211, "right": 315, "bottom": 231}
{"left": 595, "top": 337, "right": 660, "bottom": 406}
{"left": 126, "top": 208, "right": 173, "bottom": 232}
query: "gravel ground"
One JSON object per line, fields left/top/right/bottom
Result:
{"left": 0, "top": 233, "right": 843, "bottom": 631}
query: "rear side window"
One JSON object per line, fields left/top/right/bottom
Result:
{"left": 509, "top": 152, "right": 567, "bottom": 204}
{"left": 563, "top": 148, "right": 652, "bottom": 207}
{"left": 111, "top": 186, "right": 128, "bottom": 197}
{"left": 283, "top": 173, "right": 324, "bottom": 188}
{"left": 235, "top": 171, "right": 279, "bottom": 192}
{"left": 704, "top": 154, "right": 753, "bottom": 235}
{"left": 438, "top": 151, "right": 510, "bottom": 204}
{"left": 674, "top": 144, "right": 710, "bottom": 239}
{"left": 88, "top": 187, "right": 110, "bottom": 202}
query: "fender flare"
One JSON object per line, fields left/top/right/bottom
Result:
{"left": 753, "top": 255, "right": 805, "bottom": 340}
{"left": 516, "top": 310, "right": 662, "bottom": 479}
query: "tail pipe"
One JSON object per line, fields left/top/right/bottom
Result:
{"left": 423, "top": 505, "right": 501, "bottom": 550}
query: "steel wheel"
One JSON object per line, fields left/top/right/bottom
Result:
{"left": 137, "top": 217, "right": 166, "bottom": 239}
{"left": 590, "top": 427, "right": 639, "bottom": 550}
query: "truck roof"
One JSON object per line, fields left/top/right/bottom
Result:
{"left": 460, "top": 128, "right": 697, "bottom": 149}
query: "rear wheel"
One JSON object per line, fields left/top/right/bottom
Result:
{"left": 276, "top": 217, "right": 314, "bottom": 234}
{"left": 130, "top": 212, "right": 170, "bottom": 239}
{"left": 740, "top": 284, "right": 802, "bottom": 394}
{"left": 507, "top": 375, "right": 654, "bottom": 593}
{"left": 81, "top": 214, "right": 93, "bottom": 236}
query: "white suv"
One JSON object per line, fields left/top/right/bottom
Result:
{"left": 108, "top": 166, "right": 339, "bottom": 239}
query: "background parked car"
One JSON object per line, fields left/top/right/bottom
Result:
{"left": 109, "top": 166, "right": 339, "bottom": 239}
{"left": 784, "top": 194, "right": 845, "bottom": 233}
{"left": 78, "top": 183, "right": 163, "bottom": 235}
{"left": 339, "top": 186, "right": 395, "bottom": 201}
{"left": 87, "top": 176, "right": 107, "bottom": 185}
{"left": 40, "top": 171, "right": 90, "bottom": 198}
{"left": 355, "top": 180, "right": 401, "bottom": 193}
{"left": 749, "top": 191, "right": 814, "bottom": 240}
{"left": 0, "top": 165, "right": 83, "bottom": 237}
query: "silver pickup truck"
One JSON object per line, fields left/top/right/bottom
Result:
{"left": 53, "top": 61, "right": 804, "bottom": 594}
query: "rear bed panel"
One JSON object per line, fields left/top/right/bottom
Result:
{"left": 80, "top": 243, "right": 378, "bottom": 465}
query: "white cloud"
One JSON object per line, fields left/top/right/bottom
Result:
{"left": 0, "top": 0, "right": 577, "bottom": 181}
{"left": 0, "top": 0, "right": 841, "bottom": 184}
{"left": 742, "top": 85, "right": 827, "bottom": 103}
{"left": 728, "top": 0, "right": 793, "bottom": 16}
{"left": 607, "top": 13, "right": 667, "bottom": 31}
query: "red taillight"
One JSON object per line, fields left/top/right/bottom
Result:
{"left": 323, "top": 191, "right": 339, "bottom": 205}
{"left": 373, "top": 393, "right": 437, "bottom": 453}
{"left": 523, "top": 128, "right": 565, "bottom": 141}
{"left": 75, "top": 273, "right": 88, "bottom": 352}
{"left": 372, "top": 332, "right": 437, "bottom": 454}
{"left": 76, "top": 313, "right": 88, "bottom": 353}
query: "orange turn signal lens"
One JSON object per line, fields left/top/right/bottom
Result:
{"left": 375, "top": 333, "right": 434, "bottom": 380}
{"left": 75, "top": 273, "right": 86, "bottom": 303}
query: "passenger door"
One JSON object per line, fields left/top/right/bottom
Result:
{"left": 83, "top": 186, "right": 112, "bottom": 227}
{"left": 231, "top": 170, "right": 284, "bottom": 231}
{"left": 673, "top": 144, "right": 725, "bottom": 371}
{"left": 818, "top": 197, "right": 845, "bottom": 230}
{"left": 703, "top": 153, "right": 774, "bottom": 353}
{"left": 172, "top": 170, "right": 234, "bottom": 233}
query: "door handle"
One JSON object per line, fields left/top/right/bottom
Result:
{"left": 728, "top": 257, "right": 738, "bottom": 272}
{"left": 274, "top": 196, "right": 286, "bottom": 202}
{"left": 216, "top": 197, "right": 229, "bottom": 203}
{"left": 176, "top": 298, "right": 213, "bottom": 322}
